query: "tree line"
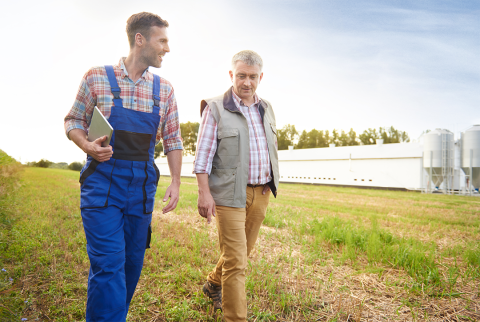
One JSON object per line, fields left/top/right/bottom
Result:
{"left": 154, "top": 123, "right": 410, "bottom": 157}
{"left": 277, "top": 125, "right": 410, "bottom": 150}
{"left": 27, "top": 160, "right": 84, "bottom": 171}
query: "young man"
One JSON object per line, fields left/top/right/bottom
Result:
{"left": 64, "top": 12, "right": 183, "bottom": 321}
{"left": 194, "top": 50, "right": 279, "bottom": 321}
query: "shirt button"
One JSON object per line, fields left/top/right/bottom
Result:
{"left": 134, "top": 100, "right": 136, "bottom": 102}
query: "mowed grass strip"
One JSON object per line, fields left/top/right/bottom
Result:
{"left": 0, "top": 167, "right": 479, "bottom": 321}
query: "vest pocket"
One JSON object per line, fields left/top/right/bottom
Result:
{"left": 209, "top": 167, "right": 236, "bottom": 201}
{"left": 217, "top": 129, "right": 239, "bottom": 156}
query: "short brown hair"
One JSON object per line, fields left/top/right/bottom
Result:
{"left": 126, "top": 12, "right": 169, "bottom": 48}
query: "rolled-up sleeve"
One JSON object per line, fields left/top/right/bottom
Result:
{"left": 64, "top": 72, "right": 95, "bottom": 139}
{"left": 193, "top": 105, "right": 217, "bottom": 174}
{"left": 158, "top": 88, "right": 183, "bottom": 154}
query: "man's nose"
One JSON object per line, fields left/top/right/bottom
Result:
{"left": 164, "top": 43, "right": 170, "bottom": 53}
{"left": 244, "top": 78, "right": 251, "bottom": 86}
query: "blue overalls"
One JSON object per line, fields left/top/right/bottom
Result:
{"left": 79, "top": 65, "right": 161, "bottom": 321}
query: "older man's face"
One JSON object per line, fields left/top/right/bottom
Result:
{"left": 229, "top": 61, "right": 263, "bottom": 103}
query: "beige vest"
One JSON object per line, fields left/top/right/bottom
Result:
{"left": 200, "top": 88, "right": 279, "bottom": 208}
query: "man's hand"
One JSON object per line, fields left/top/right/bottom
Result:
{"left": 69, "top": 129, "right": 113, "bottom": 162}
{"left": 262, "top": 184, "right": 271, "bottom": 195}
{"left": 162, "top": 182, "right": 180, "bottom": 214}
{"left": 84, "top": 136, "right": 113, "bottom": 162}
{"left": 198, "top": 190, "right": 216, "bottom": 224}
{"left": 196, "top": 173, "right": 215, "bottom": 224}
{"left": 163, "top": 149, "right": 182, "bottom": 214}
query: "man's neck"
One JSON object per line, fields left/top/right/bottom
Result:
{"left": 124, "top": 53, "right": 148, "bottom": 83}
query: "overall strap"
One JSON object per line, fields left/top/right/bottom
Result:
{"left": 152, "top": 74, "right": 161, "bottom": 115}
{"left": 105, "top": 65, "right": 123, "bottom": 108}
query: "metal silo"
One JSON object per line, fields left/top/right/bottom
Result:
{"left": 461, "top": 125, "right": 480, "bottom": 193}
{"left": 423, "top": 129, "right": 454, "bottom": 193}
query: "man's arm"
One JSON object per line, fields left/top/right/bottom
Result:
{"left": 162, "top": 149, "right": 182, "bottom": 214}
{"left": 69, "top": 129, "right": 113, "bottom": 162}
{"left": 65, "top": 69, "right": 110, "bottom": 161}
{"left": 193, "top": 105, "right": 218, "bottom": 223}
{"left": 196, "top": 173, "right": 215, "bottom": 224}
{"left": 159, "top": 86, "right": 184, "bottom": 214}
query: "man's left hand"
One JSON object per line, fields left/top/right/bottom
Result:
{"left": 262, "top": 184, "right": 271, "bottom": 195}
{"left": 162, "top": 183, "right": 180, "bottom": 213}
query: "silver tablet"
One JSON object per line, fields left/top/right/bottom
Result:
{"left": 87, "top": 107, "right": 113, "bottom": 147}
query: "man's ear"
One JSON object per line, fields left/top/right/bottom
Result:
{"left": 229, "top": 70, "right": 233, "bottom": 82}
{"left": 259, "top": 72, "right": 264, "bottom": 83}
{"left": 135, "top": 33, "right": 143, "bottom": 47}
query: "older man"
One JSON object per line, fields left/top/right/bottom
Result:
{"left": 194, "top": 50, "right": 279, "bottom": 321}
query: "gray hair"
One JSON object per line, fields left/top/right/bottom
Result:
{"left": 231, "top": 50, "right": 263, "bottom": 71}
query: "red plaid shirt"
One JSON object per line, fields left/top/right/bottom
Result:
{"left": 64, "top": 58, "right": 183, "bottom": 154}
{"left": 194, "top": 89, "right": 272, "bottom": 185}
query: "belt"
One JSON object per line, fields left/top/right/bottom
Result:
{"left": 247, "top": 184, "right": 265, "bottom": 188}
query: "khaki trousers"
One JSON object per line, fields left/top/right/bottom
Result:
{"left": 207, "top": 185, "right": 270, "bottom": 322}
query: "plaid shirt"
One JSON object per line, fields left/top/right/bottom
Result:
{"left": 64, "top": 57, "right": 183, "bottom": 154}
{"left": 194, "top": 89, "right": 272, "bottom": 185}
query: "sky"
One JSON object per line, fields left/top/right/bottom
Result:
{"left": 0, "top": 0, "right": 479, "bottom": 163}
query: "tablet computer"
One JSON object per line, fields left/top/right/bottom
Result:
{"left": 87, "top": 107, "right": 113, "bottom": 147}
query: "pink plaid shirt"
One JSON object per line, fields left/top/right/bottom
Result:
{"left": 194, "top": 89, "right": 272, "bottom": 185}
{"left": 64, "top": 57, "right": 183, "bottom": 154}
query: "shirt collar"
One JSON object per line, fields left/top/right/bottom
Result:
{"left": 231, "top": 88, "right": 263, "bottom": 108}
{"left": 117, "top": 57, "right": 150, "bottom": 80}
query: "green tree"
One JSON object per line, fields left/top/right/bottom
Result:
{"left": 277, "top": 124, "right": 298, "bottom": 150}
{"left": 34, "top": 159, "right": 52, "bottom": 168}
{"left": 331, "top": 129, "right": 340, "bottom": 146}
{"left": 180, "top": 122, "right": 200, "bottom": 156}
{"left": 324, "top": 130, "right": 330, "bottom": 147}
{"left": 337, "top": 130, "right": 349, "bottom": 146}
{"left": 154, "top": 141, "right": 164, "bottom": 159}
{"left": 68, "top": 161, "right": 83, "bottom": 171}
{"left": 295, "top": 129, "right": 330, "bottom": 149}
{"left": 317, "top": 130, "right": 329, "bottom": 147}
{"left": 379, "top": 126, "right": 410, "bottom": 143}
{"left": 359, "top": 128, "right": 380, "bottom": 145}
{"left": 295, "top": 130, "right": 309, "bottom": 149}
{"left": 359, "top": 127, "right": 409, "bottom": 145}
{"left": 347, "top": 128, "right": 359, "bottom": 146}
{"left": 154, "top": 122, "right": 200, "bottom": 158}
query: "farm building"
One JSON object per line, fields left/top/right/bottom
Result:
{"left": 155, "top": 125, "right": 480, "bottom": 193}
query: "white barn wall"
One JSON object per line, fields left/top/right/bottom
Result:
{"left": 155, "top": 142, "right": 425, "bottom": 190}
{"left": 156, "top": 155, "right": 195, "bottom": 179}
{"left": 279, "top": 158, "right": 423, "bottom": 189}
{"left": 277, "top": 143, "right": 423, "bottom": 190}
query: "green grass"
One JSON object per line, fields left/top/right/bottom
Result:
{"left": 0, "top": 165, "right": 479, "bottom": 321}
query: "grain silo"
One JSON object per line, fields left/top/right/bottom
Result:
{"left": 423, "top": 129, "right": 454, "bottom": 193}
{"left": 461, "top": 125, "right": 480, "bottom": 194}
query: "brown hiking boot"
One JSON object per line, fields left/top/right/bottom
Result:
{"left": 203, "top": 281, "right": 222, "bottom": 311}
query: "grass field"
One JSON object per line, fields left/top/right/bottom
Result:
{"left": 1, "top": 165, "right": 480, "bottom": 321}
